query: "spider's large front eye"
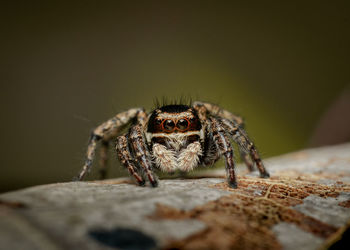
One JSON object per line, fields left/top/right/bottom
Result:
{"left": 163, "top": 119, "right": 175, "bottom": 131}
{"left": 176, "top": 119, "right": 189, "bottom": 130}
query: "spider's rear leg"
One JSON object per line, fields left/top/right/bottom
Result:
{"left": 250, "top": 145, "right": 270, "bottom": 178}
{"left": 210, "top": 118, "right": 237, "bottom": 188}
{"left": 240, "top": 150, "right": 254, "bottom": 172}
{"left": 220, "top": 118, "right": 270, "bottom": 178}
{"left": 75, "top": 108, "right": 145, "bottom": 181}
{"left": 129, "top": 124, "right": 158, "bottom": 187}
{"left": 98, "top": 140, "right": 109, "bottom": 180}
{"left": 116, "top": 135, "right": 145, "bottom": 186}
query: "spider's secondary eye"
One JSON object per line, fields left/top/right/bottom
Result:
{"left": 163, "top": 119, "right": 175, "bottom": 131}
{"left": 176, "top": 119, "right": 189, "bottom": 130}
{"left": 155, "top": 118, "right": 162, "bottom": 125}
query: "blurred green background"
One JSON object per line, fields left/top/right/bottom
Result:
{"left": 1, "top": 1, "right": 349, "bottom": 192}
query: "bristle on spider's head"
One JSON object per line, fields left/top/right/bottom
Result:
{"left": 159, "top": 104, "right": 190, "bottom": 113}
{"left": 153, "top": 96, "right": 193, "bottom": 109}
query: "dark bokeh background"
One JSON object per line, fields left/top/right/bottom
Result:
{"left": 1, "top": 1, "right": 349, "bottom": 192}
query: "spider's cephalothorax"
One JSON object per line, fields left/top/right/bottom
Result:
{"left": 147, "top": 105, "right": 203, "bottom": 173}
{"left": 76, "top": 101, "right": 270, "bottom": 188}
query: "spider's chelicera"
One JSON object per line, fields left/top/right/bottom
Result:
{"left": 76, "top": 101, "right": 269, "bottom": 188}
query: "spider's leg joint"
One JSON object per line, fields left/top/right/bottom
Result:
{"left": 85, "top": 159, "right": 93, "bottom": 169}
{"left": 90, "top": 133, "right": 102, "bottom": 141}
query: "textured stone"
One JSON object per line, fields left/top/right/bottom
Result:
{"left": 1, "top": 143, "right": 350, "bottom": 250}
{"left": 294, "top": 192, "right": 350, "bottom": 228}
{"left": 0, "top": 179, "right": 229, "bottom": 250}
{"left": 272, "top": 223, "right": 324, "bottom": 250}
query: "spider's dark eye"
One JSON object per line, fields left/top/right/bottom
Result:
{"left": 155, "top": 118, "right": 162, "bottom": 125}
{"left": 163, "top": 119, "right": 175, "bottom": 131}
{"left": 176, "top": 119, "right": 189, "bottom": 130}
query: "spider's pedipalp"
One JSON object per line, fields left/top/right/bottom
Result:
{"left": 177, "top": 141, "right": 202, "bottom": 172}
{"left": 75, "top": 108, "right": 145, "bottom": 181}
{"left": 152, "top": 143, "right": 177, "bottom": 172}
{"left": 153, "top": 140, "right": 203, "bottom": 172}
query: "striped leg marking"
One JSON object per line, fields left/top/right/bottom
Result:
{"left": 116, "top": 135, "right": 145, "bottom": 186}
{"left": 129, "top": 124, "right": 158, "bottom": 187}
{"left": 220, "top": 118, "right": 270, "bottom": 178}
{"left": 75, "top": 108, "right": 144, "bottom": 181}
{"left": 210, "top": 118, "right": 237, "bottom": 188}
{"left": 193, "top": 101, "right": 244, "bottom": 126}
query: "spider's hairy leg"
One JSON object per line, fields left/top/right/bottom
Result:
{"left": 116, "top": 135, "right": 145, "bottom": 186}
{"left": 210, "top": 118, "right": 238, "bottom": 188}
{"left": 75, "top": 108, "right": 145, "bottom": 181}
{"left": 193, "top": 101, "right": 244, "bottom": 126}
{"left": 75, "top": 133, "right": 101, "bottom": 181}
{"left": 129, "top": 124, "right": 158, "bottom": 187}
{"left": 240, "top": 150, "right": 254, "bottom": 172}
{"left": 200, "top": 126, "right": 220, "bottom": 166}
{"left": 220, "top": 118, "right": 270, "bottom": 178}
{"left": 98, "top": 140, "right": 109, "bottom": 179}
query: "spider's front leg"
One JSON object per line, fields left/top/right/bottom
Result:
{"left": 210, "top": 118, "right": 238, "bottom": 188}
{"left": 116, "top": 135, "right": 145, "bottom": 186}
{"left": 129, "top": 124, "right": 158, "bottom": 187}
{"left": 75, "top": 108, "right": 145, "bottom": 181}
{"left": 193, "top": 101, "right": 253, "bottom": 170}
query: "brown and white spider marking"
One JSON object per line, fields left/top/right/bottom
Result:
{"left": 76, "top": 101, "right": 269, "bottom": 188}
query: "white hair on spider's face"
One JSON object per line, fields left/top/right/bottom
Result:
{"left": 147, "top": 104, "right": 203, "bottom": 172}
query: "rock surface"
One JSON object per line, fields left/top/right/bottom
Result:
{"left": 1, "top": 143, "right": 350, "bottom": 250}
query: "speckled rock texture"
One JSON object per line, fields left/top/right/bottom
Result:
{"left": 1, "top": 143, "right": 350, "bottom": 250}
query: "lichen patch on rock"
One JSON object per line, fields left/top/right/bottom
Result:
{"left": 149, "top": 143, "right": 350, "bottom": 249}
{"left": 151, "top": 174, "right": 350, "bottom": 250}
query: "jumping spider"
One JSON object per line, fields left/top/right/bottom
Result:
{"left": 76, "top": 101, "right": 269, "bottom": 188}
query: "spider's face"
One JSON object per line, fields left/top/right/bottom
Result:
{"left": 147, "top": 105, "right": 201, "bottom": 134}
